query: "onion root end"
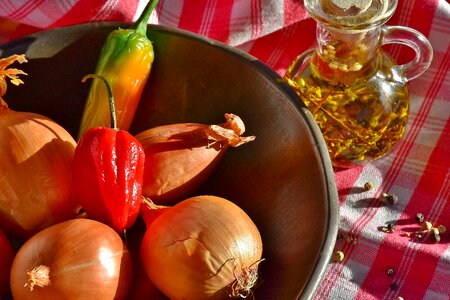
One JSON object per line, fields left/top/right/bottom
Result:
{"left": 25, "top": 265, "right": 51, "bottom": 291}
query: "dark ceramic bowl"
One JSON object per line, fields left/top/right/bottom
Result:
{"left": 0, "top": 23, "right": 338, "bottom": 300}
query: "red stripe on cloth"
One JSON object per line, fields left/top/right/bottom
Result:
{"left": 105, "top": 0, "right": 139, "bottom": 21}
{"left": 205, "top": 0, "right": 233, "bottom": 43}
{"left": 355, "top": 116, "right": 450, "bottom": 299}
{"left": 315, "top": 22, "right": 446, "bottom": 300}
{"left": 176, "top": 0, "right": 234, "bottom": 43}
{"left": 177, "top": 1, "right": 208, "bottom": 36}
{"left": 247, "top": 19, "right": 316, "bottom": 73}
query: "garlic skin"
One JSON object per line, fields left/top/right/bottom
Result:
{"left": 0, "top": 110, "right": 79, "bottom": 238}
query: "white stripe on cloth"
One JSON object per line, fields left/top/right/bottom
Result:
{"left": 132, "top": 0, "right": 150, "bottom": 22}
{"left": 1, "top": 0, "right": 77, "bottom": 28}
{"left": 158, "top": 0, "right": 183, "bottom": 29}
{"left": 34, "top": 0, "right": 78, "bottom": 27}
{"left": 260, "top": 0, "right": 284, "bottom": 39}
{"left": 424, "top": 243, "right": 450, "bottom": 299}
{"left": 229, "top": 0, "right": 254, "bottom": 46}
{"left": 93, "top": 0, "right": 119, "bottom": 21}
{"left": 228, "top": 0, "right": 284, "bottom": 47}
{"left": 429, "top": 0, "right": 450, "bottom": 53}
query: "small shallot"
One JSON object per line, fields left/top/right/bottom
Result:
{"left": 135, "top": 113, "right": 255, "bottom": 204}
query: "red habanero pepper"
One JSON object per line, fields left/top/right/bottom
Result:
{"left": 72, "top": 74, "right": 145, "bottom": 234}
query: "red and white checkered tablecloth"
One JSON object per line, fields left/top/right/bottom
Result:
{"left": 1, "top": 1, "right": 449, "bottom": 299}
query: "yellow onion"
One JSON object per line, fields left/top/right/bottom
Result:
{"left": 0, "top": 54, "right": 78, "bottom": 238}
{"left": 140, "top": 195, "right": 264, "bottom": 299}
{"left": 135, "top": 113, "right": 255, "bottom": 204}
{"left": 10, "top": 218, "right": 132, "bottom": 300}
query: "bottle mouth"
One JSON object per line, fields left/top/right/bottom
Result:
{"left": 305, "top": 0, "right": 397, "bottom": 31}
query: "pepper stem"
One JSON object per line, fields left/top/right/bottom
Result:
{"left": 132, "top": 0, "right": 160, "bottom": 35}
{"left": 82, "top": 74, "right": 117, "bottom": 129}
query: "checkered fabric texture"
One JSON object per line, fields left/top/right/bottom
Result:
{"left": 0, "top": 1, "right": 449, "bottom": 299}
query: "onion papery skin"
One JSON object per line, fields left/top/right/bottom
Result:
{"left": 135, "top": 114, "right": 255, "bottom": 205}
{"left": 136, "top": 123, "right": 228, "bottom": 204}
{"left": 0, "top": 110, "right": 78, "bottom": 239}
{"left": 141, "top": 195, "right": 263, "bottom": 299}
{"left": 0, "top": 228, "right": 14, "bottom": 297}
{"left": 10, "top": 219, "right": 132, "bottom": 300}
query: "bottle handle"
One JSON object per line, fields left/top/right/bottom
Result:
{"left": 381, "top": 25, "right": 433, "bottom": 82}
{"left": 285, "top": 48, "right": 315, "bottom": 80}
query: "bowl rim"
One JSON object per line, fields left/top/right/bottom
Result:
{"left": 1, "top": 22, "right": 338, "bottom": 300}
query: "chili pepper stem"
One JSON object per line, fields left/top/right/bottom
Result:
{"left": 82, "top": 74, "right": 117, "bottom": 129}
{"left": 132, "top": 0, "right": 160, "bottom": 35}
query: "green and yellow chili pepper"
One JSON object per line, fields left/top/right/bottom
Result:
{"left": 78, "top": 0, "right": 159, "bottom": 139}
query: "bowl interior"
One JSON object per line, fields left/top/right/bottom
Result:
{"left": 1, "top": 23, "right": 338, "bottom": 300}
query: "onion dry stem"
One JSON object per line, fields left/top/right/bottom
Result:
{"left": 230, "top": 258, "right": 265, "bottom": 299}
{"left": 25, "top": 265, "right": 50, "bottom": 291}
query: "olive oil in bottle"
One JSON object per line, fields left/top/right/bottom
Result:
{"left": 285, "top": 0, "right": 432, "bottom": 167}
{"left": 286, "top": 48, "right": 409, "bottom": 168}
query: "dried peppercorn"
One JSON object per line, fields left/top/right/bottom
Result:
{"left": 430, "top": 228, "right": 441, "bottom": 242}
{"left": 73, "top": 75, "right": 145, "bottom": 234}
{"left": 346, "top": 234, "right": 358, "bottom": 245}
{"left": 363, "top": 181, "right": 373, "bottom": 191}
{"left": 422, "top": 221, "right": 433, "bottom": 231}
{"left": 387, "top": 223, "right": 395, "bottom": 232}
{"left": 333, "top": 250, "right": 345, "bottom": 262}
{"left": 78, "top": 0, "right": 159, "bottom": 139}
{"left": 380, "top": 192, "right": 398, "bottom": 204}
{"left": 437, "top": 225, "right": 447, "bottom": 234}
{"left": 415, "top": 213, "right": 424, "bottom": 223}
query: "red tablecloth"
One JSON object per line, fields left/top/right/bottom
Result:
{"left": 1, "top": 1, "right": 449, "bottom": 299}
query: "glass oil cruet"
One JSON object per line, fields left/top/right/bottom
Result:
{"left": 284, "top": 0, "right": 433, "bottom": 168}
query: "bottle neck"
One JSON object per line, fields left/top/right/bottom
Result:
{"left": 312, "top": 23, "right": 382, "bottom": 84}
